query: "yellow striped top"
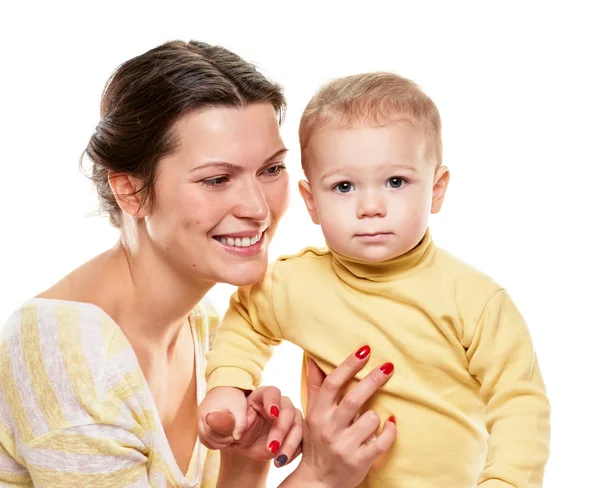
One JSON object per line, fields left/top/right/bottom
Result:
{"left": 0, "top": 298, "right": 220, "bottom": 487}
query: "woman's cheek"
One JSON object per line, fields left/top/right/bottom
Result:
{"left": 268, "top": 177, "right": 291, "bottom": 221}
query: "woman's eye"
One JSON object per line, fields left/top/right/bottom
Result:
{"left": 333, "top": 181, "right": 355, "bottom": 193}
{"left": 386, "top": 177, "right": 406, "bottom": 189}
{"left": 263, "top": 164, "right": 286, "bottom": 176}
{"left": 202, "top": 176, "right": 229, "bottom": 187}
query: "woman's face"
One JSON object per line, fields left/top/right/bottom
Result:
{"left": 145, "top": 103, "right": 289, "bottom": 287}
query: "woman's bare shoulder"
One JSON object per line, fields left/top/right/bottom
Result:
{"left": 36, "top": 247, "right": 122, "bottom": 306}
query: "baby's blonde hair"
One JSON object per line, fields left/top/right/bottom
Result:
{"left": 299, "top": 72, "right": 442, "bottom": 172}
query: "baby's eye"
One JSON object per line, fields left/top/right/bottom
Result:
{"left": 386, "top": 177, "right": 406, "bottom": 189}
{"left": 333, "top": 182, "right": 355, "bottom": 193}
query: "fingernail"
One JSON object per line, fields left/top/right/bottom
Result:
{"left": 388, "top": 416, "right": 396, "bottom": 425}
{"left": 276, "top": 454, "right": 288, "bottom": 467}
{"left": 380, "top": 362, "right": 394, "bottom": 375}
{"left": 270, "top": 405, "right": 279, "bottom": 418}
{"left": 269, "top": 440, "right": 280, "bottom": 454}
{"left": 355, "top": 345, "right": 370, "bottom": 359}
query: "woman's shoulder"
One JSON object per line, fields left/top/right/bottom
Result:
{"left": 1, "top": 297, "right": 132, "bottom": 386}
{"left": 0, "top": 298, "right": 149, "bottom": 440}
{"left": 1, "top": 297, "right": 123, "bottom": 362}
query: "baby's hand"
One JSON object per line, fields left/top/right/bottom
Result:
{"left": 198, "top": 386, "right": 248, "bottom": 449}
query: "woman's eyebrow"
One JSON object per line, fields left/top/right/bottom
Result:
{"left": 191, "top": 148, "right": 288, "bottom": 173}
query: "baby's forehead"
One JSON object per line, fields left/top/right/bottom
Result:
{"left": 305, "top": 120, "right": 425, "bottom": 157}
{"left": 303, "top": 124, "right": 429, "bottom": 180}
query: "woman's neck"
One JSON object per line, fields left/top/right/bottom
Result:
{"left": 104, "top": 238, "right": 215, "bottom": 351}
{"left": 40, "top": 235, "right": 215, "bottom": 353}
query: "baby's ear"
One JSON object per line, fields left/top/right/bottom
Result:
{"left": 298, "top": 180, "right": 320, "bottom": 225}
{"left": 431, "top": 166, "right": 450, "bottom": 214}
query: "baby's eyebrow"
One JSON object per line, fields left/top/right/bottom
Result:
{"left": 384, "top": 163, "right": 419, "bottom": 172}
{"left": 320, "top": 169, "right": 346, "bottom": 181}
{"left": 320, "top": 163, "right": 419, "bottom": 181}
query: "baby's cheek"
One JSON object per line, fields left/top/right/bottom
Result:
{"left": 402, "top": 211, "right": 430, "bottom": 248}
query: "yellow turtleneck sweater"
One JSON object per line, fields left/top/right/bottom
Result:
{"left": 206, "top": 230, "right": 550, "bottom": 487}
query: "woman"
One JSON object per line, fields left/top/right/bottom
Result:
{"left": 0, "top": 40, "right": 396, "bottom": 487}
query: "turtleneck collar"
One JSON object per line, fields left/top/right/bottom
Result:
{"left": 330, "top": 228, "right": 435, "bottom": 282}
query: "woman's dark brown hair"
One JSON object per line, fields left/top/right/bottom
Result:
{"left": 83, "top": 40, "right": 286, "bottom": 227}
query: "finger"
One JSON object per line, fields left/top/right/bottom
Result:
{"left": 315, "top": 345, "right": 372, "bottom": 413}
{"left": 335, "top": 361, "right": 394, "bottom": 428}
{"left": 344, "top": 410, "right": 381, "bottom": 446}
{"left": 360, "top": 416, "right": 397, "bottom": 464}
{"left": 266, "top": 396, "right": 296, "bottom": 459}
{"left": 287, "top": 444, "right": 302, "bottom": 464}
{"left": 206, "top": 411, "right": 236, "bottom": 436}
{"left": 228, "top": 394, "right": 249, "bottom": 442}
{"left": 249, "top": 385, "right": 282, "bottom": 420}
{"left": 273, "top": 406, "right": 303, "bottom": 468}
{"left": 306, "top": 358, "right": 326, "bottom": 413}
{"left": 198, "top": 416, "right": 234, "bottom": 450}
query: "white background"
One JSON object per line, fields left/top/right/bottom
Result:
{"left": 1, "top": 1, "right": 598, "bottom": 486}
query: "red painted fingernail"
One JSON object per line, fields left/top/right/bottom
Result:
{"left": 270, "top": 405, "right": 279, "bottom": 418}
{"left": 380, "top": 362, "right": 394, "bottom": 375}
{"left": 355, "top": 345, "right": 370, "bottom": 359}
{"left": 388, "top": 416, "right": 396, "bottom": 424}
{"left": 269, "top": 440, "right": 280, "bottom": 454}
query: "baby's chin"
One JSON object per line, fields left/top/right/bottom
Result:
{"left": 352, "top": 238, "right": 424, "bottom": 262}
{"left": 346, "top": 247, "right": 403, "bottom": 263}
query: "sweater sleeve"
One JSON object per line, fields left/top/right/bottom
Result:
{"left": 466, "top": 289, "right": 550, "bottom": 488}
{"left": 0, "top": 303, "right": 153, "bottom": 487}
{"left": 206, "top": 265, "right": 283, "bottom": 392}
{"left": 14, "top": 424, "right": 150, "bottom": 487}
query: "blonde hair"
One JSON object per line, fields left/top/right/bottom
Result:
{"left": 299, "top": 72, "right": 442, "bottom": 171}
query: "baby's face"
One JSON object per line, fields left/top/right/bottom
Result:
{"left": 301, "top": 121, "right": 447, "bottom": 262}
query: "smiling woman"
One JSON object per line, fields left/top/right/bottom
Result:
{"left": 0, "top": 40, "right": 295, "bottom": 488}
{"left": 0, "top": 39, "right": 397, "bottom": 488}
{"left": 120, "top": 103, "right": 290, "bottom": 288}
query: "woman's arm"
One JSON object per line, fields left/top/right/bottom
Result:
{"left": 9, "top": 424, "right": 150, "bottom": 487}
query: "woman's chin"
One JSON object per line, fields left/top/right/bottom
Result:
{"left": 220, "top": 263, "right": 269, "bottom": 287}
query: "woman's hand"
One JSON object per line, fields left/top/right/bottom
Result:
{"left": 282, "top": 346, "right": 396, "bottom": 487}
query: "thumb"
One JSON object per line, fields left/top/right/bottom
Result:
{"left": 205, "top": 412, "right": 236, "bottom": 436}
{"left": 231, "top": 397, "right": 248, "bottom": 441}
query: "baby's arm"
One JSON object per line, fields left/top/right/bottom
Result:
{"left": 206, "top": 268, "right": 283, "bottom": 391}
{"left": 467, "top": 289, "right": 550, "bottom": 488}
{"left": 203, "top": 267, "right": 284, "bottom": 438}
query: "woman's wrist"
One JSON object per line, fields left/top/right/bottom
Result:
{"left": 279, "top": 459, "right": 331, "bottom": 488}
{"left": 217, "top": 450, "right": 270, "bottom": 488}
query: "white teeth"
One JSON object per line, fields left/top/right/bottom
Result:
{"left": 217, "top": 231, "right": 262, "bottom": 248}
